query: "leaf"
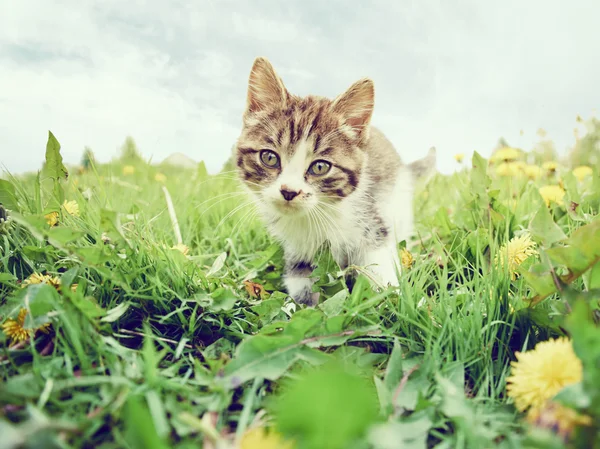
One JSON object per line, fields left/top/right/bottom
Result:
{"left": 586, "top": 261, "right": 600, "bottom": 290}
{"left": 0, "top": 179, "right": 18, "bottom": 212}
{"left": 76, "top": 246, "right": 113, "bottom": 265}
{"left": 100, "top": 302, "right": 130, "bottom": 323}
{"left": 47, "top": 226, "right": 85, "bottom": 245}
{"left": 318, "top": 290, "right": 347, "bottom": 317}
{"left": 219, "top": 333, "right": 329, "bottom": 389}
{"left": 270, "top": 361, "right": 380, "bottom": 449}
{"left": 22, "top": 283, "right": 59, "bottom": 329}
{"left": 527, "top": 219, "right": 600, "bottom": 306}
{"left": 206, "top": 251, "right": 227, "bottom": 277}
{"left": 42, "top": 131, "right": 68, "bottom": 182}
{"left": 529, "top": 205, "right": 566, "bottom": 247}
{"left": 124, "top": 395, "right": 171, "bottom": 449}
{"left": 368, "top": 413, "right": 432, "bottom": 449}
{"left": 383, "top": 339, "right": 404, "bottom": 391}
{"left": 471, "top": 152, "right": 491, "bottom": 193}
{"left": 565, "top": 299, "right": 600, "bottom": 415}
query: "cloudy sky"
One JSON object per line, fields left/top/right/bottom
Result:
{"left": 1, "top": 0, "right": 599, "bottom": 175}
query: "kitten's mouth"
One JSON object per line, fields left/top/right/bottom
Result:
{"left": 273, "top": 200, "right": 305, "bottom": 215}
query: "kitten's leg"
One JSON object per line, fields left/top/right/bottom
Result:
{"left": 283, "top": 257, "right": 319, "bottom": 306}
{"left": 361, "top": 243, "right": 400, "bottom": 288}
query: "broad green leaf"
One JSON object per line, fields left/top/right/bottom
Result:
{"left": 206, "top": 251, "right": 227, "bottom": 277}
{"left": 470, "top": 152, "right": 491, "bottom": 199}
{"left": 368, "top": 412, "right": 432, "bottom": 449}
{"left": 76, "top": 246, "right": 113, "bottom": 264}
{"left": 529, "top": 205, "right": 566, "bottom": 247}
{"left": 219, "top": 334, "right": 330, "bottom": 389}
{"left": 565, "top": 300, "right": 600, "bottom": 415}
{"left": 271, "top": 362, "right": 380, "bottom": 449}
{"left": 318, "top": 289, "right": 347, "bottom": 317}
{"left": 383, "top": 339, "right": 404, "bottom": 391}
{"left": 124, "top": 395, "right": 170, "bottom": 449}
{"left": 47, "top": 226, "right": 85, "bottom": 245}
{"left": 0, "top": 179, "right": 18, "bottom": 212}
{"left": 42, "top": 131, "right": 68, "bottom": 181}
{"left": 22, "top": 283, "right": 59, "bottom": 329}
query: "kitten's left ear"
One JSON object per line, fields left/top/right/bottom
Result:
{"left": 331, "top": 78, "right": 375, "bottom": 141}
{"left": 409, "top": 147, "right": 437, "bottom": 181}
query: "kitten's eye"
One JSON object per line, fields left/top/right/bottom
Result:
{"left": 260, "top": 150, "right": 280, "bottom": 168}
{"left": 308, "top": 160, "right": 332, "bottom": 176}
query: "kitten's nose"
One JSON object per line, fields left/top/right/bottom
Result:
{"left": 280, "top": 187, "right": 299, "bottom": 201}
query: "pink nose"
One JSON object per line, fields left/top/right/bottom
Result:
{"left": 280, "top": 188, "right": 299, "bottom": 201}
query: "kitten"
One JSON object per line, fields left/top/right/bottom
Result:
{"left": 235, "top": 57, "right": 435, "bottom": 306}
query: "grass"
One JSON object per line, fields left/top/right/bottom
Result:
{"left": 0, "top": 127, "right": 599, "bottom": 449}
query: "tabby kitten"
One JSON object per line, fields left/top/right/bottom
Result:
{"left": 235, "top": 57, "right": 435, "bottom": 306}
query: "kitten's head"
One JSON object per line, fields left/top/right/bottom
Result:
{"left": 235, "top": 57, "right": 374, "bottom": 216}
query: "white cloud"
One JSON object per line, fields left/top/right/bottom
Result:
{"left": 1, "top": 0, "right": 599, "bottom": 177}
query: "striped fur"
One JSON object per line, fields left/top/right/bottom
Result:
{"left": 235, "top": 57, "right": 436, "bottom": 306}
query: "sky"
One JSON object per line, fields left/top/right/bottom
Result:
{"left": 1, "top": 0, "right": 599, "bottom": 176}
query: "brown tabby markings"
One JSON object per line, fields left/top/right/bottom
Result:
{"left": 237, "top": 96, "right": 363, "bottom": 199}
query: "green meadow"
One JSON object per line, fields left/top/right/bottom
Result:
{"left": 1, "top": 119, "right": 600, "bottom": 449}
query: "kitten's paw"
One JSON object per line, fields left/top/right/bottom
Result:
{"left": 293, "top": 288, "right": 320, "bottom": 307}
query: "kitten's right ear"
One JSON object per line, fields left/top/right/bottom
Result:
{"left": 246, "top": 57, "right": 288, "bottom": 114}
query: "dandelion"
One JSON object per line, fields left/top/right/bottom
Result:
{"left": 491, "top": 147, "right": 521, "bottom": 163}
{"left": 155, "top": 172, "right": 167, "bottom": 183}
{"left": 527, "top": 401, "right": 591, "bottom": 441}
{"left": 400, "top": 248, "right": 414, "bottom": 269}
{"left": 240, "top": 427, "right": 295, "bottom": 449}
{"left": 495, "top": 233, "right": 537, "bottom": 280}
{"left": 542, "top": 161, "right": 558, "bottom": 172}
{"left": 506, "top": 337, "right": 582, "bottom": 414}
{"left": 454, "top": 153, "right": 464, "bottom": 163}
{"left": 171, "top": 243, "right": 189, "bottom": 256}
{"left": 122, "top": 165, "right": 135, "bottom": 175}
{"left": 22, "top": 272, "right": 61, "bottom": 291}
{"left": 572, "top": 165, "right": 593, "bottom": 182}
{"left": 45, "top": 211, "right": 59, "bottom": 227}
{"left": 2, "top": 308, "right": 51, "bottom": 344}
{"left": 522, "top": 164, "right": 542, "bottom": 181}
{"left": 495, "top": 162, "right": 521, "bottom": 177}
{"left": 539, "top": 185, "right": 565, "bottom": 207}
{"left": 62, "top": 200, "right": 80, "bottom": 217}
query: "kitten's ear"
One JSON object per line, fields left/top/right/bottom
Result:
{"left": 331, "top": 78, "right": 375, "bottom": 139}
{"left": 409, "top": 146, "right": 437, "bottom": 180}
{"left": 246, "top": 57, "right": 289, "bottom": 114}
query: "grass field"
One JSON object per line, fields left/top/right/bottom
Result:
{"left": 1, "top": 121, "right": 600, "bottom": 449}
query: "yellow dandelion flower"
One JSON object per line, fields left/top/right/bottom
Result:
{"left": 539, "top": 185, "right": 565, "bottom": 207}
{"left": 62, "top": 200, "right": 80, "bottom": 217}
{"left": 542, "top": 161, "right": 558, "bottom": 172}
{"left": 491, "top": 147, "right": 521, "bottom": 163}
{"left": 400, "top": 248, "right": 414, "bottom": 269}
{"left": 240, "top": 427, "right": 295, "bottom": 449}
{"left": 122, "top": 165, "right": 135, "bottom": 175}
{"left": 527, "top": 401, "right": 592, "bottom": 441}
{"left": 1, "top": 308, "right": 51, "bottom": 344}
{"left": 495, "top": 162, "right": 521, "bottom": 177}
{"left": 506, "top": 337, "right": 582, "bottom": 413}
{"left": 154, "top": 172, "right": 167, "bottom": 183}
{"left": 495, "top": 233, "right": 537, "bottom": 280}
{"left": 454, "top": 153, "right": 464, "bottom": 163}
{"left": 172, "top": 243, "right": 189, "bottom": 256}
{"left": 45, "top": 211, "right": 59, "bottom": 227}
{"left": 2, "top": 309, "right": 31, "bottom": 343}
{"left": 522, "top": 164, "right": 542, "bottom": 180}
{"left": 572, "top": 165, "right": 593, "bottom": 182}
{"left": 22, "top": 272, "right": 61, "bottom": 291}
